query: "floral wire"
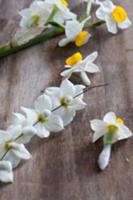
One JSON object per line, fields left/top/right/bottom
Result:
{"left": 74, "top": 83, "right": 108, "bottom": 98}
{"left": 0, "top": 151, "right": 9, "bottom": 161}
{"left": 0, "top": 83, "right": 108, "bottom": 161}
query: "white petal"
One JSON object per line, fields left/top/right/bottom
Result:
{"left": 74, "top": 84, "right": 85, "bottom": 100}
{"left": 0, "top": 161, "right": 12, "bottom": 171}
{"left": 90, "top": 119, "right": 107, "bottom": 142}
{"left": 35, "top": 123, "right": 50, "bottom": 138}
{"left": 80, "top": 72, "right": 91, "bottom": 86}
{"left": 90, "top": 119, "right": 107, "bottom": 131}
{"left": 4, "top": 153, "right": 21, "bottom": 169}
{"left": 93, "top": 131, "right": 107, "bottom": 142}
{"left": 100, "top": 0, "right": 115, "bottom": 12}
{"left": 0, "top": 130, "right": 7, "bottom": 139}
{"left": 117, "top": 124, "right": 133, "bottom": 140}
{"left": 12, "top": 113, "right": 26, "bottom": 125}
{"left": 118, "top": 17, "right": 132, "bottom": 29}
{"left": 51, "top": 96, "right": 60, "bottom": 110}
{"left": 72, "top": 98, "right": 86, "bottom": 110}
{"left": 60, "top": 69, "right": 73, "bottom": 79}
{"left": 34, "top": 94, "right": 52, "bottom": 113}
{"left": 58, "top": 38, "right": 72, "bottom": 47}
{"left": 98, "top": 144, "right": 112, "bottom": 170}
{"left": 7, "top": 126, "right": 22, "bottom": 141}
{"left": 9, "top": 142, "right": 31, "bottom": 160}
{"left": 0, "top": 171, "right": 13, "bottom": 183}
{"left": 0, "top": 130, "right": 12, "bottom": 144}
{"left": 16, "top": 126, "right": 37, "bottom": 144}
{"left": 19, "top": 8, "right": 31, "bottom": 18}
{"left": 84, "top": 51, "right": 98, "bottom": 63}
{"left": 45, "top": 87, "right": 60, "bottom": 97}
{"left": 105, "top": 15, "right": 118, "bottom": 34}
{"left": 85, "top": 63, "right": 100, "bottom": 73}
{"left": 96, "top": 7, "right": 106, "bottom": 20}
{"left": 53, "top": 10, "right": 77, "bottom": 25}
{"left": 21, "top": 107, "right": 38, "bottom": 125}
{"left": 103, "top": 112, "right": 116, "bottom": 124}
{"left": 55, "top": 107, "right": 76, "bottom": 126}
{"left": 45, "top": 114, "right": 64, "bottom": 132}
{"left": 53, "top": 13, "right": 65, "bottom": 25}
{"left": 0, "top": 161, "right": 13, "bottom": 183}
{"left": 60, "top": 79, "right": 75, "bottom": 97}
{"left": 65, "top": 20, "right": 82, "bottom": 39}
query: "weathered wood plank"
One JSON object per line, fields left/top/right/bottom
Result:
{"left": 0, "top": 0, "right": 133, "bottom": 200}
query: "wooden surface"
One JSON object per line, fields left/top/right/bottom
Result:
{"left": 0, "top": 0, "right": 133, "bottom": 199}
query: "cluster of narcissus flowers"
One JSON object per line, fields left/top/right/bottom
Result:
{"left": 18, "top": 0, "right": 132, "bottom": 47}
{"left": 19, "top": 0, "right": 77, "bottom": 28}
{"left": 0, "top": 0, "right": 132, "bottom": 183}
{"left": 0, "top": 79, "right": 87, "bottom": 183}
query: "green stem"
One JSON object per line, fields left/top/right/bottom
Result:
{"left": 85, "top": 20, "right": 105, "bottom": 28}
{"left": 0, "top": 20, "right": 105, "bottom": 59}
{"left": 0, "top": 27, "right": 64, "bottom": 59}
{"left": 86, "top": 0, "right": 93, "bottom": 16}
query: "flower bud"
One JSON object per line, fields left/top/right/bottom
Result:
{"left": 64, "top": 96, "right": 73, "bottom": 105}
{"left": 42, "top": 109, "right": 51, "bottom": 120}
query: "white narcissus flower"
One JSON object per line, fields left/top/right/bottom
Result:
{"left": 0, "top": 161, "right": 13, "bottom": 183}
{"left": 46, "top": 79, "right": 86, "bottom": 126}
{"left": 90, "top": 112, "right": 133, "bottom": 170}
{"left": 96, "top": 0, "right": 132, "bottom": 34}
{"left": 10, "top": 113, "right": 37, "bottom": 144}
{"left": 22, "top": 94, "right": 64, "bottom": 138}
{"left": 61, "top": 52, "right": 100, "bottom": 85}
{"left": 0, "top": 126, "right": 31, "bottom": 168}
{"left": 45, "top": 0, "right": 77, "bottom": 25}
{"left": 59, "top": 17, "right": 91, "bottom": 47}
{"left": 19, "top": 1, "right": 53, "bottom": 28}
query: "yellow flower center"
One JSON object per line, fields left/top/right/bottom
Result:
{"left": 38, "top": 114, "right": 47, "bottom": 123}
{"left": 61, "top": 0, "right": 69, "bottom": 7}
{"left": 116, "top": 117, "right": 124, "bottom": 124}
{"left": 4, "top": 140, "right": 12, "bottom": 151}
{"left": 112, "top": 6, "right": 127, "bottom": 23}
{"left": 65, "top": 52, "right": 83, "bottom": 66}
{"left": 32, "top": 14, "right": 41, "bottom": 25}
{"left": 107, "top": 124, "right": 118, "bottom": 134}
{"left": 75, "top": 31, "right": 89, "bottom": 47}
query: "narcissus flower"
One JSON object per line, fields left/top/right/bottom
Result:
{"left": 61, "top": 51, "right": 100, "bottom": 85}
{"left": 96, "top": 0, "right": 132, "bottom": 34}
{"left": 0, "top": 161, "right": 13, "bottom": 183}
{"left": 10, "top": 113, "right": 37, "bottom": 144}
{"left": 59, "top": 17, "right": 91, "bottom": 47}
{"left": 22, "top": 94, "right": 64, "bottom": 138}
{"left": 0, "top": 126, "right": 31, "bottom": 168}
{"left": 46, "top": 79, "right": 86, "bottom": 126}
{"left": 19, "top": 1, "right": 52, "bottom": 28}
{"left": 45, "top": 0, "right": 77, "bottom": 25}
{"left": 20, "top": 0, "right": 76, "bottom": 28}
{"left": 90, "top": 112, "right": 133, "bottom": 170}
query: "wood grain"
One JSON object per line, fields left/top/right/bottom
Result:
{"left": 0, "top": 0, "right": 133, "bottom": 200}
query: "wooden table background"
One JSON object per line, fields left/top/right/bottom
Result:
{"left": 0, "top": 0, "right": 133, "bottom": 199}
